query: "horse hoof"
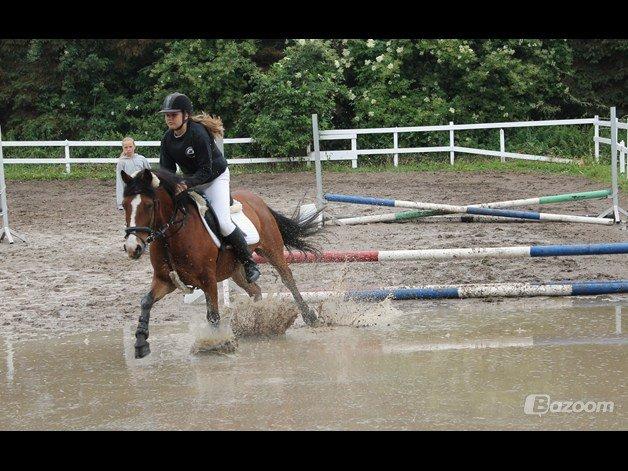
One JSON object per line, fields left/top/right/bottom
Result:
{"left": 135, "top": 342, "right": 151, "bottom": 358}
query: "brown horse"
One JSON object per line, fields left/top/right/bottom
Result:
{"left": 120, "top": 168, "right": 322, "bottom": 358}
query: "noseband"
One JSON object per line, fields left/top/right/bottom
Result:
{"left": 124, "top": 191, "right": 188, "bottom": 251}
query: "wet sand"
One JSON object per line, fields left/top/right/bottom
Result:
{"left": 1, "top": 170, "right": 627, "bottom": 338}
{"left": 1, "top": 169, "right": 627, "bottom": 429}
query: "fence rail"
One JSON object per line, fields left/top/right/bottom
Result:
{"left": 1, "top": 115, "right": 626, "bottom": 172}
{"left": 315, "top": 116, "right": 627, "bottom": 168}
{"left": 0, "top": 137, "right": 312, "bottom": 171}
{"left": 310, "top": 108, "right": 626, "bottom": 219}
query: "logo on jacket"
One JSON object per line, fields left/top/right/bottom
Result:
{"left": 185, "top": 146, "right": 195, "bottom": 158}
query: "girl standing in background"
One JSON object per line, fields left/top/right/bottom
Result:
{"left": 116, "top": 137, "right": 151, "bottom": 210}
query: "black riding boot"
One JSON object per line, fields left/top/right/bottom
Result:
{"left": 224, "top": 226, "right": 261, "bottom": 283}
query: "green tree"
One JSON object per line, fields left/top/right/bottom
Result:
{"left": 239, "top": 39, "right": 349, "bottom": 156}
{"left": 567, "top": 39, "right": 627, "bottom": 116}
{"left": 148, "top": 39, "right": 260, "bottom": 133}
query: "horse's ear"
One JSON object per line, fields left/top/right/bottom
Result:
{"left": 140, "top": 168, "right": 160, "bottom": 189}
{"left": 121, "top": 170, "right": 132, "bottom": 184}
{"left": 139, "top": 168, "right": 152, "bottom": 183}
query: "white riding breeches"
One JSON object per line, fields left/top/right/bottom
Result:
{"left": 195, "top": 167, "right": 236, "bottom": 236}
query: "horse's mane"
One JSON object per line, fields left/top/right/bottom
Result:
{"left": 153, "top": 168, "right": 186, "bottom": 196}
{"left": 123, "top": 168, "right": 192, "bottom": 207}
{"left": 191, "top": 112, "right": 224, "bottom": 139}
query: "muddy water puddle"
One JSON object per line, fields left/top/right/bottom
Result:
{"left": 1, "top": 301, "right": 626, "bottom": 430}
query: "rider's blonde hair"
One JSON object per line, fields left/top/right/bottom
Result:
{"left": 191, "top": 112, "right": 224, "bottom": 139}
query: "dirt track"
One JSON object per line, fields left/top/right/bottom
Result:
{"left": 1, "top": 170, "right": 626, "bottom": 339}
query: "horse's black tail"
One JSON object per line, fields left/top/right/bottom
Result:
{"left": 268, "top": 206, "right": 323, "bottom": 256}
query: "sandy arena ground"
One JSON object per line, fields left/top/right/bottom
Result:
{"left": 1, "top": 170, "right": 627, "bottom": 339}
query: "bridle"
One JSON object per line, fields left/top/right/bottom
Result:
{"left": 124, "top": 190, "right": 189, "bottom": 253}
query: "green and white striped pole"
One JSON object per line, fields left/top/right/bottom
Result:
{"left": 328, "top": 189, "right": 612, "bottom": 226}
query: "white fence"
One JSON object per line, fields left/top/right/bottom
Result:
{"left": 311, "top": 107, "right": 627, "bottom": 221}
{"left": 2, "top": 111, "right": 627, "bottom": 245}
{"left": 1, "top": 115, "right": 627, "bottom": 173}
{"left": 0, "top": 137, "right": 311, "bottom": 173}
{"left": 316, "top": 116, "right": 628, "bottom": 168}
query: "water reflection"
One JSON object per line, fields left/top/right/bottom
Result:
{"left": 0, "top": 303, "right": 625, "bottom": 430}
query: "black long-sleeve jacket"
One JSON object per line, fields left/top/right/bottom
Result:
{"left": 159, "top": 121, "right": 227, "bottom": 187}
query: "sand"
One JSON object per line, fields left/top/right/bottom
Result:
{"left": 1, "top": 170, "right": 626, "bottom": 340}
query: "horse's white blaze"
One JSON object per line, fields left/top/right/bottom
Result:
{"left": 125, "top": 195, "right": 142, "bottom": 254}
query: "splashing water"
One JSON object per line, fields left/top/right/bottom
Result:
{"left": 302, "top": 263, "right": 403, "bottom": 328}
{"left": 189, "top": 312, "right": 238, "bottom": 355}
{"left": 188, "top": 266, "right": 405, "bottom": 354}
{"left": 227, "top": 293, "right": 300, "bottom": 337}
{"left": 313, "top": 297, "right": 403, "bottom": 328}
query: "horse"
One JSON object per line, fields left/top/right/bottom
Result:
{"left": 120, "top": 168, "right": 323, "bottom": 358}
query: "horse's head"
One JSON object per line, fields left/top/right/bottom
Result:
{"left": 121, "top": 168, "right": 161, "bottom": 259}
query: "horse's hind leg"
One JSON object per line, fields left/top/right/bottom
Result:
{"left": 255, "top": 248, "right": 319, "bottom": 326}
{"left": 231, "top": 266, "right": 263, "bottom": 301}
{"left": 135, "top": 277, "right": 176, "bottom": 358}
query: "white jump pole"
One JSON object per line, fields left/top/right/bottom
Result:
{"left": 599, "top": 107, "right": 627, "bottom": 221}
{"left": 0, "top": 125, "right": 25, "bottom": 244}
{"left": 312, "top": 114, "right": 324, "bottom": 211}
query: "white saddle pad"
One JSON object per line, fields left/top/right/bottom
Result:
{"left": 189, "top": 192, "right": 260, "bottom": 247}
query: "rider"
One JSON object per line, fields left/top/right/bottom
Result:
{"left": 158, "top": 92, "right": 261, "bottom": 283}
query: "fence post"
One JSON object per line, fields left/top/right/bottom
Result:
{"left": 609, "top": 108, "right": 619, "bottom": 220}
{"left": 64, "top": 140, "right": 71, "bottom": 173}
{"left": 312, "top": 114, "right": 324, "bottom": 210}
{"left": 216, "top": 136, "right": 224, "bottom": 155}
{"left": 393, "top": 132, "right": 398, "bottom": 167}
{"left": 0, "top": 125, "right": 12, "bottom": 243}
{"left": 500, "top": 129, "right": 506, "bottom": 163}
{"left": 306, "top": 143, "right": 311, "bottom": 168}
{"left": 0, "top": 125, "right": 25, "bottom": 244}
{"left": 351, "top": 135, "right": 358, "bottom": 169}
{"left": 619, "top": 140, "right": 626, "bottom": 177}
{"left": 449, "top": 122, "right": 455, "bottom": 165}
{"left": 594, "top": 115, "right": 599, "bottom": 162}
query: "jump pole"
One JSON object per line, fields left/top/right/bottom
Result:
{"left": 252, "top": 242, "right": 628, "bottom": 264}
{"left": 324, "top": 193, "right": 614, "bottom": 226}
{"left": 255, "top": 280, "right": 628, "bottom": 302}
{"left": 598, "top": 107, "right": 628, "bottom": 222}
{"left": 327, "top": 189, "right": 612, "bottom": 226}
{"left": 186, "top": 242, "right": 628, "bottom": 304}
{"left": 312, "top": 114, "right": 324, "bottom": 210}
{"left": 0, "top": 125, "right": 25, "bottom": 244}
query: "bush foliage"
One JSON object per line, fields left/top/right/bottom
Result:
{"left": 0, "top": 39, "right": 625, "bottom": 157}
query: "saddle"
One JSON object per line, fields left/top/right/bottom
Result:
{"left": 188, "top": 191, "right": 259, "bottom": 248}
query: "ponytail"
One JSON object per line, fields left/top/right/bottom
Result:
{"left": 191, "top": 112, "right": 224, "bottom": 139}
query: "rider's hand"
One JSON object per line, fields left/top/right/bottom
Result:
{"left": 175, "top": 182, "right": 188, "bottom": 195}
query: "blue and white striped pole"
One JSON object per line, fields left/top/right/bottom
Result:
{"left": 345, "top": 280, "right": 628, "bottom": 301}
{"left": 325, "top": 193, "right": 614, "bottom": 226}
{"left": 252, "top": 280, "right": 628, "bottom": 302}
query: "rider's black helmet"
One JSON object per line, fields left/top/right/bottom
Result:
{"left": 158, "top": 92, "right": 193, "bottom": 115}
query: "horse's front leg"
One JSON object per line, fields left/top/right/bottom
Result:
{"left": 203, "top": 272, "right": 220, "bottom": 325}
{"left": 135, "top": 277, "right": 175, "bottom": 358}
